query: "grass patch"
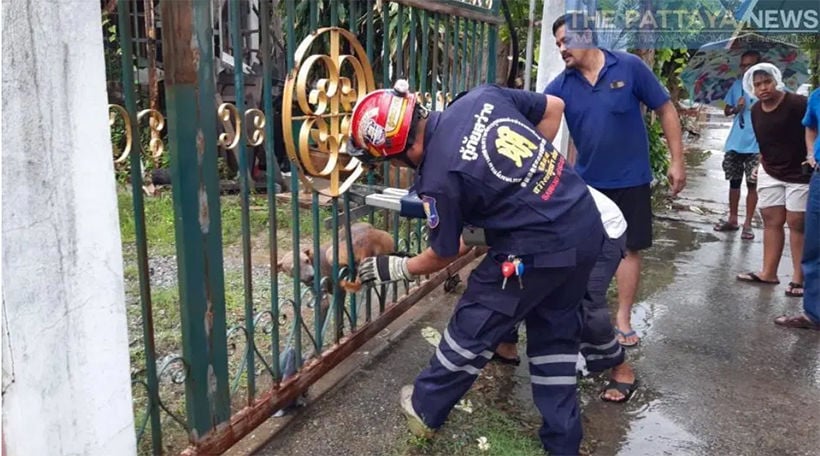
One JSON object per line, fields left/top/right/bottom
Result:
{"left": 394, "top": 393, "right": 543, "bottom": 456}
{"left": 117, "top": 188, "right": 328, "bottom": 257}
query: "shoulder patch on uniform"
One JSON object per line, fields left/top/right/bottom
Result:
{"left": 421, "top": 195, "right": 439, "bottom": 229}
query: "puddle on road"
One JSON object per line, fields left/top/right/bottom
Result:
{"left": 617, "top": 220, "right": 720, "bottom": 336}
{"left": 612, "top": 401, "right": 705, "bottom": 456}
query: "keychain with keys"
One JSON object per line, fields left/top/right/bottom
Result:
{"left": 501, "top": 255, "right": 516, "bottom": 290}
{"left": 513, "top": 258, "right": 524, "bottom": 289}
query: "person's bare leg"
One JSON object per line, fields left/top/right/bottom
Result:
{"left": 602, "top": 362, "right": 636, "bottom": 401}
{"left": 727, "top": 187, "right": 740, "bottom": 226}
{"left": 757, "top": 206, "right": 786, "bottom": 281}
{"left": 615, "top": 250, "right": 641, "bottom": 345}
{"left": 786, "top": 210, "right": 805, "bottom": 286}
{"left": 743, "top": 185, "right": 758, "bottom": 230}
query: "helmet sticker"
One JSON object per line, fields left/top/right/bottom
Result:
{"left": 361, "top": 117, "right": 386, "bottom": 147}
{"left": 385, "top": 97, "right": 407, "bottom": 133}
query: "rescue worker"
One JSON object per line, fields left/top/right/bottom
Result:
{"left": 494, "top": 185, "right": 638, "bottom": 403}
{"left": 347, "top": 79, "right": 606, "bottom": 455}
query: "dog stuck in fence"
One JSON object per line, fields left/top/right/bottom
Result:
{"left": 276, "top": 222, "right": 396, "bottom": 318}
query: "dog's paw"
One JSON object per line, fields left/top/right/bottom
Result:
{"left": 339, "top": 279, "right": 363, "bottom": 293}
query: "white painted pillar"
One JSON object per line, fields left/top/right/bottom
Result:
{"left": 535, "top": 0, "right": 570, "bottom": 156}
{"left": 2, "top": 1, "right": 137, "bottom": 455}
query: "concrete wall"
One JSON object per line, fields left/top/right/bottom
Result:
{"left": 2, "top": 1, "right": 137, "bottom": 455}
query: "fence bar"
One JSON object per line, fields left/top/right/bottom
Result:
{"left": 397, "top": 3, "right": 404, "bottom": 77}
{"left": 453, "top": 16, "right": 460, "bottom": 93}
{"left": 117, "top": 1, "right": 162, "bottom": 451}
{"left": 331, "top": 198, "right": 343, "bottom": 343}
{"left": 229, "top": 0, "right": 256, "bottom": 404}
{"left": 431, "top": 13, "right": 439, "bottom": 107}
{"left": 286, "top": 0, "right": 303, "bottom": 370}
{"left": 470, "top": 20, "right": 478, "bottom": 87}
{"left": 409, "top": 9, "right": 417, "bottom": 87}
{"left": 260, "top": 0, "right": 282, "bottom": 382}
{"left": 343, "top": 193, "right": 357, "bottom": 330}
{"left": 443, "top": 15, "right": 450, "bottom": 104}
{"left": 181, "top": 249, "right": 480, "bottom": 455}
{"left": 365, "top": 0, "right": 376, "bottom": 236}
{"left": 382, "top": 2, "right": 390, "bottom": 87}
{"left": 349, "top": 0, "right": 357, "bottom": 33}
{"left": 524, "top": 0, "right": 536, "bottom": 90}
{"left": 366, "top": 0, "right": 374, "bottom": 64}
{"left": 160, "top": 0, "right": 231, "bottom": 438}
{"left": 473, "top": 22, "right": 480, "bottom": 85}
{"left": 310, "top": 0, "right": 318, "bottom": 31}
{"left": 312, "top": 191, "right": 323, "bottom": 351}
{"left": 381, "top": 0, "right": 391, "bottom": 236}
{"left": 486, "top": 0, "right": 499, "bottom": 83}
{"left": 419, "top": 10, "right": 429, "bottom": 97}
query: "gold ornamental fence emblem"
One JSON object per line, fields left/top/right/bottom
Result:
{"left": 282, "top": 27, "right": 375, "bottom": 197}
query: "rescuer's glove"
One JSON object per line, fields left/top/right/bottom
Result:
{"left": 358, "top": 255, "right": 415, "bottom": 286}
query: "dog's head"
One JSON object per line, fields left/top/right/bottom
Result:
{"left": 276, "top": 247, "right": 316, "bottom": 285}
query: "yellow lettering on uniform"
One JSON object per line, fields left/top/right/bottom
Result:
{"left": 545, "top": 160, "right": 555, "bottom": 178}
{"left": 495, "top": 126, "right": 536, "bottom": 168}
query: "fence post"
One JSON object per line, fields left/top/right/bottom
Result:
{"left": 486, "top": 0, "right": 500, "bottom": 83}
{"left": 160, "top": 0, "right": 231, "bottom": 440}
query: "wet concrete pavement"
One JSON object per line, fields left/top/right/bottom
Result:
{"left": 253, "top": 109, "right": 820, "bottom": 455}
{"left": 578, "top": 108, "right": 820, "bottom": 455}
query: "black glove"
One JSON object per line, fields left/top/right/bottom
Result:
{"left": 358, "top": 255, "right": 415, "bottom": 286}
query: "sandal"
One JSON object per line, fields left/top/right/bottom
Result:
{"left": 615, "top": 328, "right": 640, "bottom": 347}
{"left": 774, "top": 314, "right": 820, "bottom": 330}
{"left": 741, "top": 227, "right": 754, "bottom": 240}
{"left": 713, "top": 220, "right": 740, "bottom": 232}
{"left": 785, "top": 282, "right": 804, "bottom": 297}
{"left": 600, "top": 379, "right": 639, "bottom": 403}
{"left": 736, "top": 272, "right": 779, "bottom": 284}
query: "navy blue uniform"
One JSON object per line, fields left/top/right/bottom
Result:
{"left": 411, "top": 84, "right": 605, "bottom": 455}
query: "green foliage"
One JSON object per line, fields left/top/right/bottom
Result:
{"left": 647, "top": 116, "right": 671, "bottom": 184}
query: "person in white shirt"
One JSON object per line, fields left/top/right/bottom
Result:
{"left": 494, "top": 186, "right": 638, "bottom": 402}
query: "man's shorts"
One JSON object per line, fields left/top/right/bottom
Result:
{"left": 757, "top": 165, "right": 809, "bottom": 211}
{"left": 596, "top": 184, "right": 652, "bottom": 252}
{"left": 722, "top": 151, "right": 760, "bottom": 183}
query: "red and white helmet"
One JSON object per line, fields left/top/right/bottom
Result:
{"left": 347, "top": 79, "right": 426, "bottom": 164}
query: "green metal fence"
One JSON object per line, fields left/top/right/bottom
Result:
{"left": 107, "top": 0, "right": 501, "bottom": 453}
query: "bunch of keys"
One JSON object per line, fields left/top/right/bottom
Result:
{"left": 501, "top": 255, "right": 525, "bottom": 290}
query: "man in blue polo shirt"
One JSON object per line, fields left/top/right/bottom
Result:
{"left": 348, "top": 80, "right": 606, "bottom": 455}
{"left": 545, "top": 13, "right": 686, "bottom": 348}
{"left": 775, "top": 87, "right": 820, "bottom": 331}
{"left": 714, "top": 51, "right": 761, "bottom": 240}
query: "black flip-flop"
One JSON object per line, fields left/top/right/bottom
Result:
{"left": 600, "top": 379, "right": 639, "bottom": 403}
{"left": 714, "top": 220, "right": 740, "bottom": 232}
{"left": 785, "top": 282, "right": 804, "bottom": 297}
{"left": 490, "top": 353, "right": 521, "bottom": 366}
{"left": 736, "top": 272, "right": 780, "bottom": 284}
